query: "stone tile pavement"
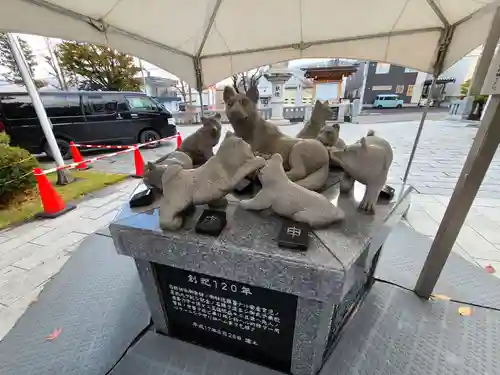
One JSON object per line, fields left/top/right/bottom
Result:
{"left": 0, "top": 178, "right": 140, "bottom": 339}
{"left": 2, "top": 119, "right": 500, "bottom": 341}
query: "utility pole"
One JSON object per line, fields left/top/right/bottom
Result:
{"left": 7, "top": 33, "right": 72, "bottom": 185}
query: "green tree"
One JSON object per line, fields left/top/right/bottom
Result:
{"left": 54, "top": 42, "right": 141, "bottom": 91}
{"left": 0, "top": 33, "right": 44, "bottom": 87}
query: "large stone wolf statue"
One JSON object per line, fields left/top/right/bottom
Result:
{"left": 223, "top": 86, "right": 329, "bottom": 191}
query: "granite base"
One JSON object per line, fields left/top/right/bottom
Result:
{"left": 110, "top": 178, "right": 412, "bottom": 375}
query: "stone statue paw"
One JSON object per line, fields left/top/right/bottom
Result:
{"left": 358, "top": 197, "right": 376, "bottom": 215}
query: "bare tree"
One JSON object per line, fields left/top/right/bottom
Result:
{"left": 231, "top": 66, "right": 267, "bottom": 93}
{"left": 170, "top": 80, "right": 192, "bottom": 103}
{"left": 43, "top": 38, "right": 69, "bottom": 90}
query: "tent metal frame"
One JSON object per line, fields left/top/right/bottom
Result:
{"left": 7, "top": 0, "right": 500, "bottom": 298}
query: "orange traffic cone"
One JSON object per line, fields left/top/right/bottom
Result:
{"left": 34, "top": 168, "right": 76, "bottom": 218}
{"left": 176, "top": 132, "right": 182, "bottom": 149}
{"left": 70, "top": 142, "right": 90, "bottom": 170}
{"left": 133, "top": 147, "right": 145, "bottom": 178}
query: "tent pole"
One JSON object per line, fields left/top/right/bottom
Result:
{"left": 414, "top": 12, "right": 500, "bottom": 299}
{"left": 400, "top": 77, "right": 436, "bottom": 191}
{"left": 6, "top": 33, "right": 73, "bottom": 185}
{"left": 414, "top": 95, "right": 500, "bottom": 298}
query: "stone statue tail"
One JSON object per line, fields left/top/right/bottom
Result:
{"left": 294, "top": 164, "right": 329, "bottom": 191}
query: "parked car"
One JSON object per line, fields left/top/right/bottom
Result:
{"left": 372, "top": 94, "right": 404, "bottom": 109}
{"left": 0, "top": 91, "right": 177, "bottom": 159}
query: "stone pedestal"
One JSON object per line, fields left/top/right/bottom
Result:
{"left": 110, "top": 180, "right": 411, "bottom": 375}
{"left": 265, "top": 65, "right": 292, "bottom": 125}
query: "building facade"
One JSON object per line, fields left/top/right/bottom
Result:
{"left": 345, "top": 62, "right": 420, "bottom": 104}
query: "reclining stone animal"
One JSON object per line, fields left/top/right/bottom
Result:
{"left": 143, "top": 131, "right": 265, "bottom": 230}
{"left": 178, "top": 113, "right": 222, "bottom": 166}
{"left": 329, "top": 130, "right": 393, "bottom": 213}
{"left": 239, "top": 153, "right": 345, "bottom": 227}
{"left": 296, "top": 100, "right": 333, "bottom": 139}
{"left": 223, "top": 85, "right": 329, "bottom": 191}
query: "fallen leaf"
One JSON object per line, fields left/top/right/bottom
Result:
{"left": 458, "top": 306, "right": 472, "bottom": 316}
{"left": 430, "top": 294, "right": 451, "bottom": 301}
{"left": 485, "top": 265, "right": 496, "bottom": 274}
{"left": 46, "top": 328, "right": 63, "bottom": 341}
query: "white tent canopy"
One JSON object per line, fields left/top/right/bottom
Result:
{"left": 2, "top": 0, "right": 500, "bottom": 88}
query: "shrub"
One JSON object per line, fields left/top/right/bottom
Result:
{"left": 0, "top": 145, "right": 39, "bottom": 204}
{"left": 0, "top": 132, "right": 9, "bottom": 145}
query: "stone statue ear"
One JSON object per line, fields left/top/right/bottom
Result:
{"left": 323, "top": 100, "right": 329, "bottom": 105}
{"left": 223, "top": 86, "right": 236, "bottom": 103}
{"left": 225, "top": 130, "right": 234, "bottom": 139}
{"left": 213, "top": 112, "right": 222, "bottom": 120}
{"left": 246, "top": 85, "right": 259, "bottom": 104}
{"left": 314, "top": 100, "right": 321, "bottom": 107}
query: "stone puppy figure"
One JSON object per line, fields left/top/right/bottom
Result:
{"left": 316, "top": 124, "right": 346, "bottom": 168}
{"left": 296, "top": 100, "right": 333, "bottom": 139}
{"left": 240, "top": 153, "right": 344, "bottom": 227}
{"left": 316, "top": 124, "right": 346, "bottom": 149}
{"left": 144, "top": 132, "right": 265, "bottom": 231}
{"left": 223, "top": 86, "right": 329, "bottom": 191}
{"left": 178, "top": 113, "right": 222, "bottom": 166}
{"left": 145, "top": 151, "right": 193, "bottom": 195}
{"left": 329, "top": 130, "right": 393, "bottom": 214}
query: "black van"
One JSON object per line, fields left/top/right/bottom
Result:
{"left": 0, "top": 91, "right": 177, "bottom": 159}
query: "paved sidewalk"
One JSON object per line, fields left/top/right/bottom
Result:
{"left": 0, "top": 178, "right": 140, "bottom": 339}
{"left": 2, "top": 119, "right": 500, "bottom": 341}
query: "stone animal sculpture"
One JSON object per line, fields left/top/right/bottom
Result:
{"left": 154, "top": 150, "right": 193, "bottom": 170}
{"left": 296, "top": 100, "right": 333, "bottom": 139}
{"left": 223, "top": 85, "right": 329, "bottom": 191}
{"left": 316, "top": 124, "right": 346, "bottom": 149}
{"left": 316, "top": 124, "right": 346, "bottom": 168}
{"left": 144, "top": 131, "right": 265, "bottom": 230}
{"left": 178, "top": 113, "right": 222, "bottom": 166}
{"left": 240, "top": 153, "right": 345, "bottom": 227}
{"left": 329, "top": 130, "right": 393, "bottom": 214}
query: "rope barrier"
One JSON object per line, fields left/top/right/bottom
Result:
{"left": 39, "top": 134, "right": 177, "bottom": 175}
{"left": 2, "top": 170, "right": 34, "bottom": 185}
{"left": 0, "top": 154, "right": 36, "bottom": 170}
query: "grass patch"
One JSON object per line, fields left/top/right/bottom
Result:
{"left": 0, "top": 170, "right": 127, "bottom": 229}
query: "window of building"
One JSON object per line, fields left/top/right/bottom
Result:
{"left": 407, "top": 85, "right": 415, "bottom": 97}
{"left": 375, "top": 63, "right": 390, "bottom": 74}
{"left": 372, "top": 85, "right": 393, "bottom": 91}
{"left": 404, "top": 67, "right": 418, "bottom": 73}
{"left": 395, "top": 85, "right": 405, "bottom": 94}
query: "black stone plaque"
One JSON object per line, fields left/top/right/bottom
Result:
{"left": 155, "top": 264, "right": 298, "bottom": 373}
{"left": 195, "top": 209, "right": 227, "bottom": 236}
{"left": 129, "top": 188, "right": 155, "bottom": 208}
{"left": 379, "top": 184, "right": 395, "bottom": 201}
{"left": 277, "top": 220, "right": 310, "bottom": 251}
